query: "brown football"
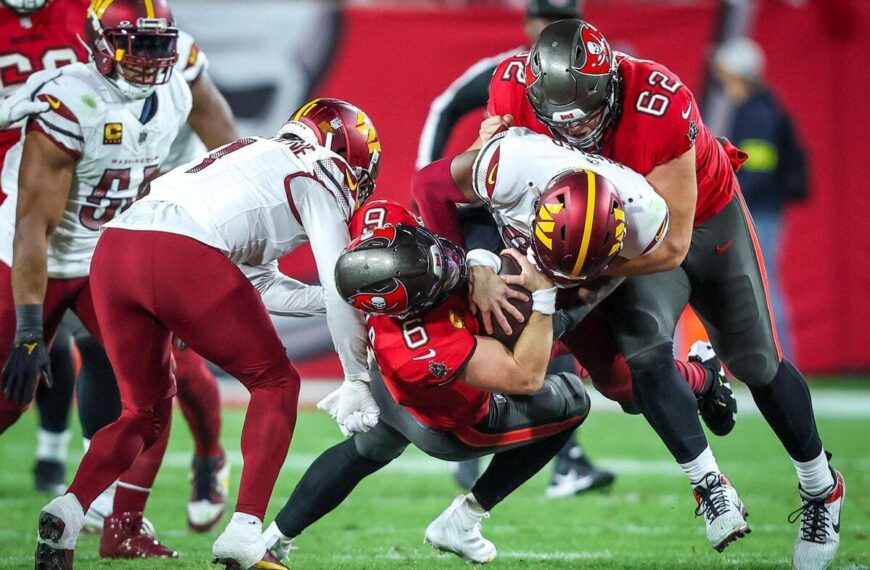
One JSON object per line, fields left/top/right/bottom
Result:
{"left": 476, "top": 253, "right": 534, "bottom": 350}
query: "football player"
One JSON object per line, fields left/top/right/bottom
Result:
{"left": 428, "top": 19, "right": 843, "bottom": 566}
{"left": 0, "top": 0, "right": 238, "bottom": 531}
{"left": 34, "top": 97, "right": 380, "bottom": 570}
{"left": 0, "top": 0, "right": 193, "bottom": 561}
{"left": 261, "top": 199, "right": 589, "bottom": 566}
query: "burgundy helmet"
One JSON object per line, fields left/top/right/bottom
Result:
{"left": 286, "top": 98, "right": 382, "bottom": 204}
{"left": 335, "top": 224, "right": 466, "bottom": 318}
{"left": 531, "top": 168, "right": 626, "bottom": 282}
{"left": 86, "top": 0, "right": 178, "bottom": 91}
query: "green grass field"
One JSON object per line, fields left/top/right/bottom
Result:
{"left": 0, "top": 383, "right": 867, "bottom": 569}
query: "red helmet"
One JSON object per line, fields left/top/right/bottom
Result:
{"left": 86, "top": 0, "right": 178, "bottom": 93}
{"left": 530, "top": 168, "right": 626, "bottom": 282}
{"left": 286, "top": 98, "right": 381, "bottom": 203}
{"left": 349, "top": 198, "right": 422, "bottom": 239}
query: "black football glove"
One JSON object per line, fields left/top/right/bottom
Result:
{"left": 2, "top": 333, "right": 52, "bottom": 406}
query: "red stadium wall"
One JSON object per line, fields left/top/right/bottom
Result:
{"left": 281, "top": 0, "right": 870, "bottom": 375}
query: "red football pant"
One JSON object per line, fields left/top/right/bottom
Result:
{"left": 560, "top": 305, "right": 709, "bottom": 404}
{"left": 174, "top": 347, "right": 223, "bottom": 458}
{"left": 0, "top": 262, "right": 98, "bottom": 432}
{"left": 73, "top": 229, "right": 299, "bottom": 520}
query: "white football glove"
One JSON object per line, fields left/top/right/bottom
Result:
{"left": 316, "top": 379, "right": 379, "bottom": 436}
{"left": 0, "top": 94, "right": 49, "bottom": 130}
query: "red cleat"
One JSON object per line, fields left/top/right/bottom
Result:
{"left": 99, "top": 512, "right": 178, "bottom": 559}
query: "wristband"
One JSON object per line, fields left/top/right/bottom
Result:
{"left": 14, "top": 304, "right": 43, "bottom": 342}
{"left": 465, "top": 249, "right": 501, "bottom": 272}
{"left": 531, "top": 287, "right": 557, "bottom": 315}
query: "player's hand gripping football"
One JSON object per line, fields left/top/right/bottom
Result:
{"left": 1, "top": 333, "right": 52, "bottom": 406}
{"left": 0, "top": 91, "right": 49, "bottom": 130}
{"left": 500, "top": 248, "right": 554, "bottom": 293}
{"left": 479, "top": 114, "right": 513, "bottom": 142}
{"left": 468, "top": 262, "right": 530, "bottom": 337}
{"left": 317, "top": 378, "right": 380, "bottom": 437}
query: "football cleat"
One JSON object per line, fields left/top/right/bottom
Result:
{"left": 693, "top": 472, "right": 750, "bottom": 552}
{"left": 424, "top": 494, "right": 496, "bottom": 564}
{"left": 99, "top": 512, "right": 178, "bottom": 559}
{"left": 213, "top": 515, "right": 269, "bottom": 570}
{"left": 35, "top": 494, "right": 84, "bottom": 570}
{"left": 449, "top": 459, "right": 481, "bottom": 491}
{"left": 689, "top": 341, "right": 737, "bottom": 436}
{"left": 790, "top": 468, "right": 844, "bottom": 570}
{"left": 81, "top": 483, "right": 156, "bottom": 536}
{"left": 262, "top": 521, "right": 296, "bottom": 563}
{"left": 34, "top": 459, "right": 66, "bottom": 495}
{"left": 188, "top": 452, "right": 230, "bottom": 532}
{"left": 546, "top": 448, "right": 616, "bottom": 499}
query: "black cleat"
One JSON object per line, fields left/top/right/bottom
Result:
{"left": 547, "top": 448, "right": 616, "bottom": 499}
{"left": 34, "top": 460, "right": 66, "bottom": 495}
{"left": 36, "top": 511, "right": 74, "bottom": 570}
{"left": 689, "top": 341, "right": 737, "bottom": 436}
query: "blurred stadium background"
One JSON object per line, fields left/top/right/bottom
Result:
{"left": 2, "top": 0, "right": 868, "bottom": 567}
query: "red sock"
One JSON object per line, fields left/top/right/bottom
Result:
{"left": 174, "top": 348, "right": 223, "bottom": 458}
{"left": 675, "top": 360, "right": 713, "bottom": 396}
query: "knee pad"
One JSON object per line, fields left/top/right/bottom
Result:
{"left": 547, "top": 373, "right": 590, "bottom": 420}
{"left": 723, "top": 349, "right": 780, "bottom": 387}
{"left": 628, "top": 343, "right": 676, "bottom": 387}
{"left": 353, "top": 424, "right": 408, "bottom": 463}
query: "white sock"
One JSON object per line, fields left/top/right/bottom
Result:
{"left": 87, "top": 482, "right": 116, "bottom": 518}
{"left": 679, "top": 446, "right": 720, "bottom": 486}
{"left": 36, "top": 429, "right": 72, "bottom": 462}
{"left": 231, "top": 511, "right": 262, "bottom": 529}
{"left": 794, "top": 450, "right": 834, "bottom": 497}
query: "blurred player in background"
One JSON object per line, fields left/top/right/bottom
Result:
{"left": 262, "top": 199, "right": 589, "bottom": 566}
{"left": 455, "top": 19, "right": 843, "bottom": 566}
{"left": 0, "top": 0, "right": 240, "bottom": 534}
{"left": 416, "top": 0, "right": 614, "bottom": 499}
{"left": 35, "top": 97, "right": 381, "bottom": 570}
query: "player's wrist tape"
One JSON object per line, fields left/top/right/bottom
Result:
{"left": 14, "top": 304, "right": 43, "bottom": 342}
{"left": 465, "top": 249, "right": 501, "bottom": 272}
{"left": 531, "top": 287, "right": 557, "bottom": 315}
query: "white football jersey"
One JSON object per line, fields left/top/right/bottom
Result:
{"left": 472, "top": 128, "right": 669, "bottom": 261}
{"left": 107, "top": 135, "right": 370, "bottom": 382}
{"left": 0, "top": 62, "right": 192, "bottom": 278}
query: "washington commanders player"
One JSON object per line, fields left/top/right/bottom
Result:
{"left": 0, "top": 0, "right": 238, "bottom": 533}
{"left": 34, "top": 98, "right": 380, "bottom": 570}
{"left": 423, "top": 19, "right": 843, "bottom": 567}
{"left": 261, "top": 198, "right": 589, "bottom": 566}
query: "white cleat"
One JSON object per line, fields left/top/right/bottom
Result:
{"left": 424, "top": 493, "right": 496, "bottom": 564}
{"left": 693, "top": 472, "right": 751, "bottom": 552}
{"left": 81, "top": 483, "right": 155, "bottom": 536}
{"left": 212, "top": 514, "right": 267, "bottom": 569}
{"left": 262, "top": 521, "right": 296, "bottom": 563}
{"left": 188, "top": 454, "right": 230, "bottom": 533}
{"left": 791, "top": 469, "right": 844, "bottom": 570}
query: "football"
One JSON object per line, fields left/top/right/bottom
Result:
{"left": 476, "top": 253, "right": 534, "bottom": 349}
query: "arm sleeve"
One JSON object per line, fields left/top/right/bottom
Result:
{"left": 174, "top": 30, "right": 209, "bottom": 84}
{"left": 412, "top": 155, "right": 469, "bottom": 247}
{"left": 416, "top": 62, "right": 495, "bottom": 169}
{"left": 293, "top": 179, "right": 370, "bottom": 382}
{"left": 238, "top": 260, "right": 325, "bottom": 317}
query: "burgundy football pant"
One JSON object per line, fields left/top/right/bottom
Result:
{"left": 74, "top": 229, "right": 299, "bottom": 520}
{"left": 173, "top": 347, "right": 223, "bottom": 458}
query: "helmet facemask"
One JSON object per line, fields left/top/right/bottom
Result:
{"left": 2, "top": 0, "right": 47, "bottom": 15}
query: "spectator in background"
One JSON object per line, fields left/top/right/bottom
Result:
{"left": 416, "top": 0, "right": 615, "bottom": 498}
{"left": 713, "top": 38, "right": 809, "bottom": 358}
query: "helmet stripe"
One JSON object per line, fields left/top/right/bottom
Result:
{"left": 89, "top": 0, "right": 114, "bottom": 17}
{"left": 293, "top": 99, "right": 321, "bottom": 120}
{"left": 143, "top": 0, "right": 155, "bottom": 18}
{"left": 570, "top": 169, "right": 597, "bottom": 277}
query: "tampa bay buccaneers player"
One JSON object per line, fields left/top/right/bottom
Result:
{"left": 0, "top": 0, "right": 238, "bottom": 534}
{"left": 422, "top": 19, "right": 843, "bottom": 567}
{"left": 261, "top": 198, "right": 590, "bottom": 566}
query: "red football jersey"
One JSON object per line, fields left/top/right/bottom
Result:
{"left": 487, "top": 51, "right": 736, "bottom": 225}
{"left": 0, "top": 0, "right": 90, "bottom": 201}
{"left": 368, "top": 293, "right": 489, "bottom": 431}
{"left": 349, "top": 198, "right": 489, "bottom": 430}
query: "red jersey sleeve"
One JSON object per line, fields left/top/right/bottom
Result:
{"left": 487, "top": 52, "right": 530, "bottom": 118}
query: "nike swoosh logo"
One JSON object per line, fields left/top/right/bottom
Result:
{"left": 412, "top": 348, "right": 436, "bottom": 360}
{"left": 681, "top": 102, "right": 692, "bottom": 120}
{"left": 45, "top": 95, "right": 61, "bottom": 110}
{"left": 344, "top": 169, "right": 358, "bottom": 192}
{"left": 714, "top": 240, "right": 733, "bottom": 255}
{"left": 487, "top": 163, "right": 498, "bottom": 185}
{"left": 832, "top": 517, "right": 840, "bottom": 533}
